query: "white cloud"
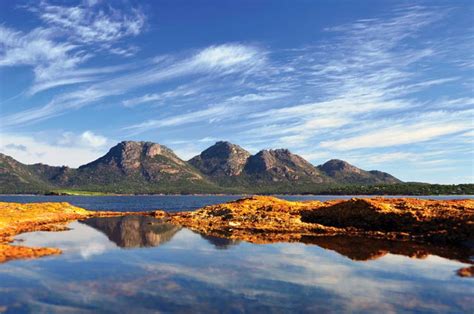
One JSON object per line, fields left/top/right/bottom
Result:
{"left": 191, "top": 44, "right": 264, "bottom": 70}
{"left": 123, "top": 93, "right": 162, "bottom": 108}
{"left": 320, "top": 117, "right": 472, "bottom": 151}
{"left": 122, "top": 85, "right": 200, "bottom": 108}
{"left": 125, "top": 105, "right": 239, "bottom": 134}
{"left": 36, "top": 2, "right": 146, "bottom": 45}
{"left": 80, "top": 131, "right": 108, "bottom": 148}
{"left": 0, "top": 26, "right": 82, "bottom": 69}
{"left": 28, "top": 64, "right": 132, "bottom": 95}
{"left": 0, "top": 132, "right": 109, "bottom": 167}
{"left": 58, "top": 131, "right": 109, "bottom": 149}
{"left": 226, "top": 92, "right": 288, "bottom": 103}
{"left": 366, "top": 152, "right": 419, "bottom": 164}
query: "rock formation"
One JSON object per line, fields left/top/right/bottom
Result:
{"left": 189, "top": 141, "right": 250, "bottom": 176}
{"left": 318, "top": 159, "right": 401, "bottom": 184}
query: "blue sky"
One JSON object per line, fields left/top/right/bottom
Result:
{"left": 0, "top": 0, "right": 473, "bottom": 184}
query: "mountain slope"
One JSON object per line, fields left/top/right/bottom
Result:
{"left": 189, "top": 141, "right": 250, "bottom": 177}
{"left": 0, "top": 153, "right": 52, "bottom": 193}
{"left": 243, "top": 149, "right": 332, "bottom": 184}
{"left": 318, "top": 159, "right": 401, "bottom": 184}
{"left": 59, "top": 141, "right": 222, "bottom": 193}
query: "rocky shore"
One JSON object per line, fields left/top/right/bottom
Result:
{"left": 171, "top": 196, "right": 474, "bottom": 245}
{"left": 0, "top": 202, "right": 151, "bottom": 263}
{"left": 1, "top": 196, "right": 473, "bottom": 270}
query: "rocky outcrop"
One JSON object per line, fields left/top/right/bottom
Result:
{"left": 79, "top": 141, "right": 202, "bottom": 180}
{"left": 318, "top": 159, "right": 401, "bottom": 184}
{"left": 0, "top": 202, "right": 156, "bottom": 263}
{"left": 243, "top": 149, "right": 331, "bottom": 183}
{"left": 172, "top": 196, "right": 474, "bottom": 245}
{"left": 59, "top": 141, "right": 221, "bottom": 193}
{"left": 189, "top": 141, "right": 250, "bottom": 176}
{"left": 300, "top": 198, "right": 474, "bottom": 243}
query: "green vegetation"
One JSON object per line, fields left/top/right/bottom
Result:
{"left": 314, "top": 183, "right": 474, "bottom": 196}
{"left": 46, "top": 189, "right": 113, "bottom": 196}
{"left": 236, "top": 182, "right": 474, "bottom": 196}
{"left": 37, "top": 183, "right": 474, "bottom": 196}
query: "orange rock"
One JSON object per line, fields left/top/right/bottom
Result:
{"left": 0, "top": 202, "right": 158, "bottom": 263}
{"left": 172, "top": 196, "right": 474, "bottom": 244}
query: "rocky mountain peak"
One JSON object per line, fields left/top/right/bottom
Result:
{"left": 243, "top": 148, "right": 328, "bottom": 183}
{"left": 117, "top": 141, "right": 172, "bottom": 158}
{"left": 80, "top": 141, "right": 185, "bottom": 173}
{"left": 249, "top": 149, "right": 311, "bottom": 171}
{"left": 317, "top": 159, "right": 401, "bottom": 184}
{"left": 201, "top": 141, "right": 249, "bottom": 159}
{"left": 189, "top": 141, "right": 250, "bottom": 176}
{"left": 319, "top": 159, "right": 362, "bottom": 175}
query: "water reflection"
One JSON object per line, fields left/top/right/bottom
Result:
{"left": 200, "top": 235, "right": 241, "bottom": 249}
{"left": 1, "top": 216, "right": 473, "bottom": 313}
{"left": 81, "top": 216, "right": 181, "bottom": 248}
{"left": 300, "top": 235, "right": 474, "bottom": 264}
{"left": 12, "top": 221, "right": 118, "bottom": 259}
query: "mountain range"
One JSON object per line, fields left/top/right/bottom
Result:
{"left": 0, "top": 140, "right": 402, "bottom": 194}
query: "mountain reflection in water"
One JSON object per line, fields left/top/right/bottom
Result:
{"left": 199, "top": 234, "right": 241, "bottom": 249}
{"left": 81, "top": 216, "right": 472, "bottom": 267}
{"left": 301, "top": 235, "right": 473, "bottom": 265}
{"left": 2, "top": 215, "right": 473, "bottom": 313}
{"left": 81, "top": 216, "right": 181, "bottom": 248}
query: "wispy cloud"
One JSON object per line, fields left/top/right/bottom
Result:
{"left": 0, "top": 1, "right": 146, "bottom": 95}
{"left": 2, "top": 43, "right": 266, "bottom": 127}
{"left": 320, "top": 111, "right": 472, "bottom": 150}
{"left": 122, "top": 85, "right": 201, "bottom": 108}
{"left": 124, "top": 104, "right": 239, "bottom": 134}
{"left": 33, "top": 2, "right": 146, "bottom": 45}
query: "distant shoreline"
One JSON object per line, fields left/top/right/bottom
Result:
{"left": 1, "top": 193, "right": 473, "bottom": 197}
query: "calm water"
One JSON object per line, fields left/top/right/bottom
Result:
{"left": 0, "top": 194, "right": 472, "bottom": 212}
{"left": 0, "top": 196, "right": 473, "bottom": 313}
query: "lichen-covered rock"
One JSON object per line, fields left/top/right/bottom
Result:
{"left": 301, "top": 198, "right": 474, "bottom": 243}
{"left": 0, "top": 202, "right": 154, "bottom": 263}
{"left": 173, "top": 196, "right": 474, "bottom": 245}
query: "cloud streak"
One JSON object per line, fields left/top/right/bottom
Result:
{"left": 0, "top": 1, "right": 146, "bottom": 95}
{"left": 2, "top": 43, "right": 266, "bottom": 127}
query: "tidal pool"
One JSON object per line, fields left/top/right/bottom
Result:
{"left": 1, "top": 214, "right": 472, "bottom": 313}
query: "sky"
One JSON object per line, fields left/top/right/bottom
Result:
{"left": 0, "top": 0, "right": 473, "bottom": 184}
